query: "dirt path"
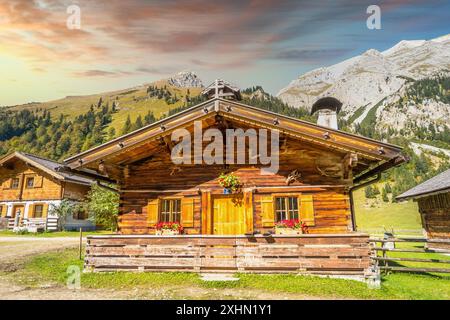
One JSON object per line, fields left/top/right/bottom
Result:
{"left": 0, "top": 236, "right": 326, "bottom": 300}
{"left": 0, "top": 237, "right": 81, "bottom": 270}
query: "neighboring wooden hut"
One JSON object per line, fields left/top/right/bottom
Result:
{"left": 64, "top": 82, "right": 407, "bottom": 276}
{"left": 0, "top": 152, "right": 97, "bottom": 231}
{"left": 397, "top": 169, "right": 450, "bottom": 251}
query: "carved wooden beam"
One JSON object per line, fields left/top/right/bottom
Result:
{"left": 342, "top": 152, "right": 358, "bottom": 180}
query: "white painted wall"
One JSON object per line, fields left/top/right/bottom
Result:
{"left": 0, "top": 200, "right": 96, "bottom": 231}
{"left": 0, "top": 200, "right": 62, "bottom": 218}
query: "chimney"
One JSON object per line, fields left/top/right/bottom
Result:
{"left": 311, "top": 97, "right": 342, "bottom": 130}
{"left": 201, "top": 79, "right": 242, "bottom": 101}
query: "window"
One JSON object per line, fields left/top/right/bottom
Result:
{"left": 33, "top": 205, "right": 44, "bottom": 218}
{"left": 73, "top": 208, "right": 88, "bottom": 220}
{"left": 275, "top": 196, "right": 299, "bottom": 222}
{"left": 160, "top": 198, "right": 181, "bottom": 222}
{"left": 0, "top": 205, "right": 3, "bottom": 217}
{"left": 26, "top": 177, "right": 34, "bottom": 188}
{"left": 11, "top": 178, "right": 20, "bottom": 189}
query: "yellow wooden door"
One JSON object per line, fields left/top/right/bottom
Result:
{"left": 213, "top": 196, "right": 248, "bottom": 235}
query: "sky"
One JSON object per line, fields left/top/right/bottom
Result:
{"left": 0, "top": 0, "right": 449, "bottom": 106}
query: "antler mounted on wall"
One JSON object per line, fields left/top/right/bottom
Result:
{"left": 286, "top": 169, "right": 302, "bottom": 185}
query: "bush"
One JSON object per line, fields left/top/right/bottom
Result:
{"left": 86, "top": 184, "right": 119, "bottom": 231}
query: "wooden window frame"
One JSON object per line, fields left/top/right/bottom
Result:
{"left": 33, "top": 204, "right": 44, "bottom": 218}
{"left": 10, "top": 178, "right": 20, "bottom": 189}
{"left": 273, "top": 194, "right": 300, "bottom": 222}
{"left": 25, "top": 176, "right": 35, "bottom": 189}
{"left": 158, "top": 197, "right": 182, "bottom": 223}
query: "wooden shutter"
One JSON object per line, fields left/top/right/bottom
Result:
{"left": 260, "top": 195, "right": 275, "bottom": 227}
{"left": 34, "top": 176, "right": 44, "bottom": 188}
{"left": 42, "top": 203, "right": 49, "bottom": 218}
{"left": 147, "top": 198, "right": 159, "bottom": 226}
{"left": 181, "top": 197, "right": 194, "bottom": 228}
{"left": 300, "top": 194, "right": 315, "bottom": 226}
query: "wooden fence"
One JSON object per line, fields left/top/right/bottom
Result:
{"left": 85, "top": 233, "right": 372, "bottom": 277}
{"left": 370, "top": 237, "right": 450, "bottom": 274}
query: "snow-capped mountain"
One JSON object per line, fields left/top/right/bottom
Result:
{"left": 277, "top": 34, "right": 450, "bottom": 129}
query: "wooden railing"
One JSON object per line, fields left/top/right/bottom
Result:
{"left": 85, "top": 233, "right": 372, "bottom": 276}
{"left": 370, "top": 237, "right": 450, "bottom": 274}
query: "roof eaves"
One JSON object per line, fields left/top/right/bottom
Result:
{"left": 64, "top": 98, "right": 216, "bottom": 163}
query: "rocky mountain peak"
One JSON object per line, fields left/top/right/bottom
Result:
{"left": 168, "top": 71, "right": 204, "bottom": 88}
{"left": 277, "top": 34, "right": 449, "bottom": 113}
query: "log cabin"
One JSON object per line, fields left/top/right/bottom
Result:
{"left": 397, "top": 169, "right": 450, "bottom": 251}
{"left": 0, "top": 152, "right": 97, "bottom": 231}
{"left": 65, "top": 80, "right": 407, "bottom": 276}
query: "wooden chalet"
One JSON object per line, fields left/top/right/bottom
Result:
{"left": 65, "top": 81, "right": 406, "bottom": 276}
{"left": 397, "top": 169, "right": 450, "bottom": 251}
{"left": 0, "top": 152, "right": 97, "bottom": 231}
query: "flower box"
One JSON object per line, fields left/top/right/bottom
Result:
{"left": 275, "top": 227, "right": 303, "bottom": 235}
{"left": 154, "top": 222, "right": 183, "bottom": 235}
{"left": 156, "top": 229, "right": 180, "bottom": 236}
{"left": 275, "top": 219, "right": 308, "bottom": 234}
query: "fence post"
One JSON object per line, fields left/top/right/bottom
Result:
{"left": 79, "top": 227, "right": 83, "bottom": 260}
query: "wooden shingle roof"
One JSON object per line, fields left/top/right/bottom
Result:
{"left": 0, "top": 152, "right": 96, "bottom": 186}
{"left": 396, "top": 169, "right": 450, "bottom": 200}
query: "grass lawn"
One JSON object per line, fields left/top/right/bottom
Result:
{"left": 353, "top": 187, "right": 422, "bottom": 236}
{"left": 0, "top": 230, "right": 112, "bottom": 238}
{"left": 6, "top": 248, "right": 450, "bottom": 300}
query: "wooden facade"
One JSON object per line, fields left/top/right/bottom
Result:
{"left": 64, "top": 89, "right": 405, "bottom": 276}
{"left": 397, "top": 169, "right": 450, "bottom": 251}
{"left": 418, "top": 193, "right": 450, "bottom": 243}
{"left": 0, "top": 152, "right": 96, "bottom": 231}
{"left": 65, "top": 96, "right": 405, "bottom": 236}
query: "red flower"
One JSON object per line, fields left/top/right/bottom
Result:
{"left": 154, "top": 221, "right": 183, "bottom": 232}
{"left": 275, "top": 219, "right": 308, "bottom": 233}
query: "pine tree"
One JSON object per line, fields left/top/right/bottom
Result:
{"left": 121, "top": 115, "right": 132, "bottom": 135}
{"left": 382, "top": 188, "right": 389, "bottom": 202}
{"left": 132, "top": 115, "right": 144, "bottom": 131}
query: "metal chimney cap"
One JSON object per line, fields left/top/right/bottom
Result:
{"left": 311, "top": 97, "right": 343, "bottom": 115}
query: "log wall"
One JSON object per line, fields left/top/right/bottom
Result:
{"left": 418, "top": 192, "right": 450, "bottom": 248}
{"left": 118, "top": 187, "right": 352, "bottom": 235}
{"left": 0, "top": 162, "right": 63, "bottom": 201}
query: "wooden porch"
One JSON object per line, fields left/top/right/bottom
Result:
{"left": 85, "top": 233, "right": 373, "bottom": 277}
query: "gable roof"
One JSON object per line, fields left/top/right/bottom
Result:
{"left": 0, "top": 152, "right": 96, "bottom": 186}
{"left": 64, "top": 97, "right": 405, "bottom": 181}
{"left": 396, "top": 169, "right": 450, "bottom": 200}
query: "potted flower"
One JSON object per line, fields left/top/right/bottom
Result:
{"left": 275, "top": 219, "right": 308, "bottom": 235}
{"left": 155, "top": 222, "right": 183, "bottom": 235}
{"left": 218, "top": 172, "right": 241, "bottom": 194}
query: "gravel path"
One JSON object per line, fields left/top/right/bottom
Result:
{"left": 0, "top": 237, "right": 81, "bottom": 268}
